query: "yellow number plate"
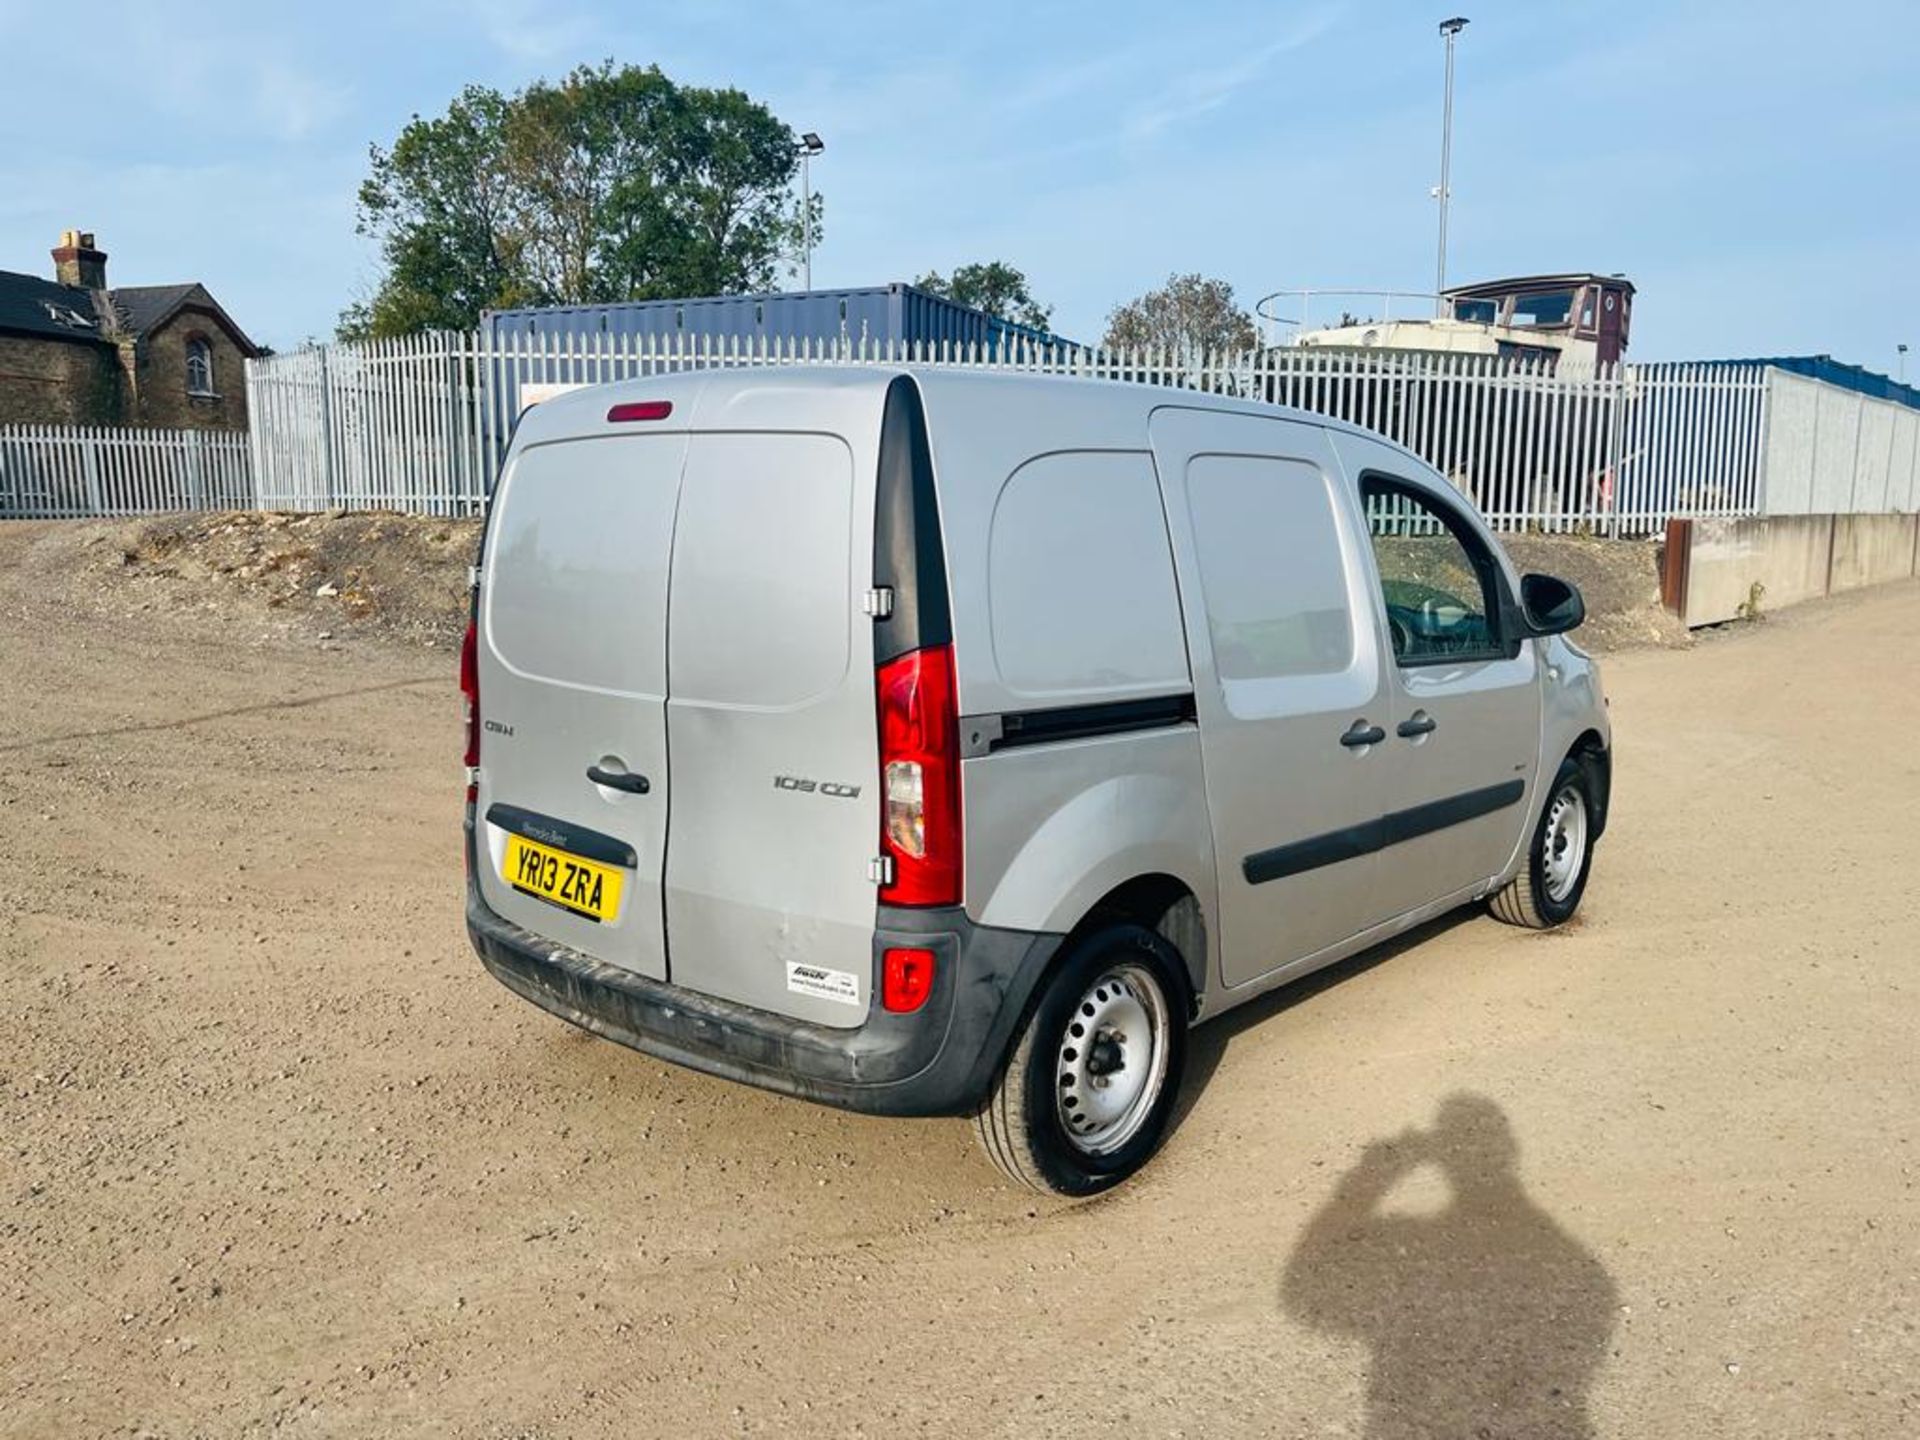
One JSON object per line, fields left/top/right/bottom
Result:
{"left": 502, "top": 833, "right": 624, "bottom": 923}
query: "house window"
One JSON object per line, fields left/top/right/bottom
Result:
{"left": 185, "top": 337, "right": 214, "bottom": 396}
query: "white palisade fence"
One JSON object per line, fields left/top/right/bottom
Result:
{"left": 0, "top": 425, "right": 253, "bottom": 519}
{"left": 244, "top": 335, "right": 488, "bottom": 517}
{"left": 3, "top": 335, "right": 1875, "bottom": 536}
{"left": 1264, "top": 353, "right": 1769, "bottom": 533}
{"left": 240, "top": 330, "right": 1774, "bottom": 535}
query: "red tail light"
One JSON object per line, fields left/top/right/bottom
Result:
{"left": 876, "top": 644, "right": 961, "bottom": 907}
{"left": 459, "top": 620, "right": 480, "bottom": 801}
{"left": 882, "top": 947, "right": 936, "bottom": 1012}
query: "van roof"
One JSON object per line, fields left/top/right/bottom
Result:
{"left": 510, "top": 364, "right": 1428, "bottom": 473}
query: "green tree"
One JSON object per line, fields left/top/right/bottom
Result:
{"left": 916, "top": 261, "right": 1053, "bottom": 333}
{"left": 345, "top": 62, "right": 811, "bottom": 338}
{"left": 1103, "top": 273, "right": 1258, "bottom": 353}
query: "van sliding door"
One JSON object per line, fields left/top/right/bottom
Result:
{"left": 1151, "top": 409, "right": 1397, "bottom": 988}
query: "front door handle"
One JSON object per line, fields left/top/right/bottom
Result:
{"left": 587, "top": 764, "right": 650, "bottom": 794}
{"left": 1397, "top": 710, "right": 1438, "bottom": 738}
{"left": 1340, "top": 719, "right": 1387, "bottom": 748}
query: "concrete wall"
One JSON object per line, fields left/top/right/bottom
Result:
{"left": 1830, "top": 513, "right": 1920, "bottom": 594}
{"left": 1761, "top": 369, "right": 1920, "bottom": 516}
{"left": 1680, "top": 516, "right": 1833, "bottom": 625}
{"left": 1673, "top": 512, "right": 1920, "bottom": 626}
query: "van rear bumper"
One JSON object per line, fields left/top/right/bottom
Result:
{"left": 465, "top": 856, "right": 1062, "bottom": 1118}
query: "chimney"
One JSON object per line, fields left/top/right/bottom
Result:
{"left": 51, "top": 229, "right": 108, "bottom": 290}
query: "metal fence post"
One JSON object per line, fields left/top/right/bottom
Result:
{"left": 82, "top": 431, "right": 104, "bottom": 516}
{"left": 186, "top": 429, "right": 206, "bottom": 510}
{"left": 1605, "top": 367, "right": 1629, "bottom": 540}
{"left": 245, "top": 357, "right": 268, "bottom": 511}
{"left": 1753, "top": 367, "right": 1774, "bottom": 517}
{"left": 318, "top": 344, "right": 337, "bottom": 510}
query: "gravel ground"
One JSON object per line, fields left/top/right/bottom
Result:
{"left": 1, "top": 519, "right": 1915, "bottom": 1439}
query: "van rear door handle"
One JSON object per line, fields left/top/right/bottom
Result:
{"left": 1397, "top": 711, "right": 1438, "bottom": 738}
{"left": 1340, "top": 720, "right": 1387, "bottom": 748}
{"left": 587, "top": 764, "right": 650, "bottom": 794}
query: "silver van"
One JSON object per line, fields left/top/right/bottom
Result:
{"left": 462, "top": 367, "right": 1609, "bottom": 1195}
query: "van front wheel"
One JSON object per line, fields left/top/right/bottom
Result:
{"left": 1489, "top": 757, "right": 1596, "bottom": 929}
{"left": 973, "top": 924, "right": 1187, "bottom": 1197}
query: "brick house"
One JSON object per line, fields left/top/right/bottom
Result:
{"left": 0, "top": 230, "right": 260, "bottom": 429}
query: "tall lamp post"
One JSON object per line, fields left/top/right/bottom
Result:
{"left": 797, "top": 132, "right": 825, "bottom": 291}
{"left": 1434, "top": 16, "right": 1469, "bottom": 314}
{"left": 1900, "top": 343, "right": 1909, "bottom": 385}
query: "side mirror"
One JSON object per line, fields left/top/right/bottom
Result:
{"left": 1520, "top": 573, "right": 1585, "bottom": 636}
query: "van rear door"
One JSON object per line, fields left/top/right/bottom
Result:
{"left": 662, "top": 428, "right": 879, "bottom": 1029}
{"left": 473, "top": 431, "right": 684, "bottom": 982}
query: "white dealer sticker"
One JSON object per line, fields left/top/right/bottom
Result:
{"left": 785, "top": 961, "right": 861, "bottom": 1007}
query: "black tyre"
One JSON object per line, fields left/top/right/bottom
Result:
{"left": 973, "top": 923, "right": 1188, "bottom": 1197}
{"left": 1489, "top": 756, "right": 1596, "bottom": 929}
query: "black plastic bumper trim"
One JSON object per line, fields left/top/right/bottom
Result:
{"left": 1244, "top": 778, "right": 1525, "bottom": 885}
{"left": 465, "top": 823, "right": 1062, "bottom": 1116}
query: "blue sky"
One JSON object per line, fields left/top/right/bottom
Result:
{"left": 1, "top": 0, "right": 1914, "bottom": 368}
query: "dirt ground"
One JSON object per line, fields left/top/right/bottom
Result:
{"left": 2, "top": 518, "right": 1915, "bottom": 1439}
{"left": 78, "top": 509, "right": 1685, "bottom": 658}
{"left": 89, "top": 511, "right": 482, "bottom": 651}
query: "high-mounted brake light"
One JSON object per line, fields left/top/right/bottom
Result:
{"left": 876, "top": 644, "right": 961, "bottom": 907}
{"left": 606, "top": 400, "right": 673, "bottom": 423}
{"left": 459, "top": 619, "right": 480, "bottom": 802}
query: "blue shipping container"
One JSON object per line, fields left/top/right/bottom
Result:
{"left": 482, "top": 282, "right": 1068, "bottom": 353}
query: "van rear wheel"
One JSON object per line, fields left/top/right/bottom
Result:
{"left": 973, "top": 924, "right": 1187, "bottom": 1197}
{"left": 1489, "top": 757, "right": 1595, "bottom": 929}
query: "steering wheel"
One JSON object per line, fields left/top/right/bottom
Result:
{"left": 1388, "top": 613, "right": 1413, "bottom": 656}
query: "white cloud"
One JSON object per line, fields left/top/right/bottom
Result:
{"left": 463, "top": 0, "right": 601, "bottom": 62}
{"left": 1124, "top": 7, "right": 1341, "bottom": 141}
{"left": 248, "top": 57, "right": 352, "bottom": 141}
{"left": 1000, "top": 42, "right": 1157, "bottom": 113}
{"left": 110, "top": 8, "right": 351, "bottom": 142}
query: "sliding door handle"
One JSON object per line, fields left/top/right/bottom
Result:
{"left": 1340, "top": 720, "right": 1387, "bottom": 748}
{"left": 1397, "top": 711, "right": 1438, "bottom": 738}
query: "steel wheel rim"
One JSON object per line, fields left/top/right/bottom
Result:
{"left": 1054, "top": 962, "right": 1170, "bottom": 1156}
{"left": 1542, "top": 784, "right": 1589, "bottom": 903}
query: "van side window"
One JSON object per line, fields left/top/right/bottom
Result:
{"left": 1360, "top": 476, "right": 1502, "bottom": 665}
{"left": 988, "top": 452, "right": 1189, "bottom": 697}
{"left": 1186, "top": 455, "right": 1354, "bottom": 681}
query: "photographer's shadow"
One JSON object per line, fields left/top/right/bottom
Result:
{"left": 1282, "top": 1094, "right": 1616, "bottom": 1440}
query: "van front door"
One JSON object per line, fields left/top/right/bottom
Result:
{"left": 1334, "top": 435, "right": 1542, "bottom": 917}
{"left": 1152, "top": 409, "right": 1396, "bottom": 991}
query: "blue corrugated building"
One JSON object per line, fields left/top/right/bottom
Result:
{"left": 1706, "top": 355, "right": 1920, "bottom": 412}
{"left": 483, "top": 282, "right": 1069, "bottom": 354}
